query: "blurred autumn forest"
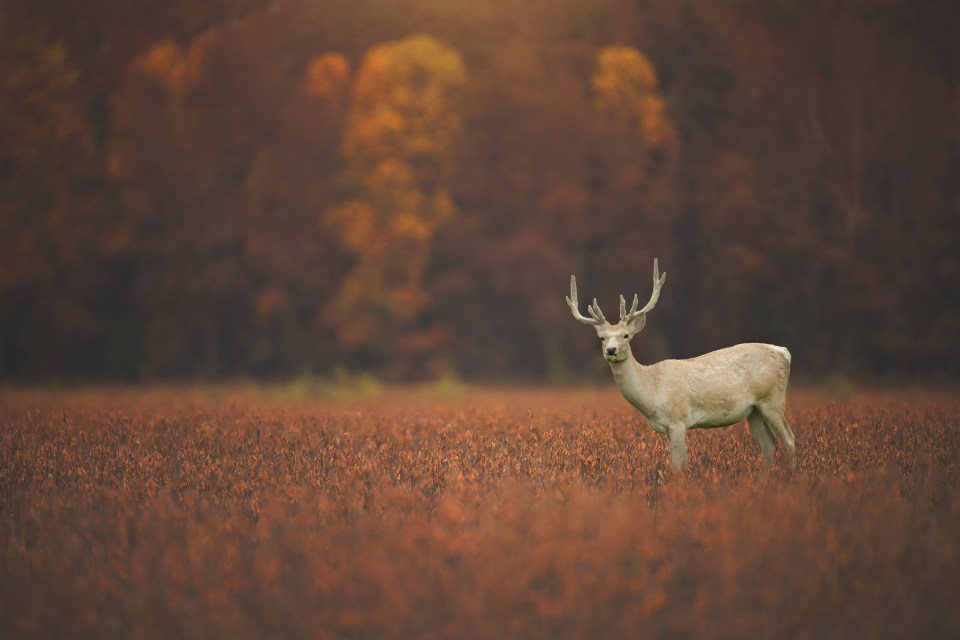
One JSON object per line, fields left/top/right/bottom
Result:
{"left": 1, "top": 0, "right": 959, "bottom": 382}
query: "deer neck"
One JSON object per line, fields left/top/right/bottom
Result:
{"left": 608, "top": 351, "right": 657, "bottom": 418}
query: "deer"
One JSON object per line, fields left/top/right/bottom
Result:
{"left": 566, "top": 259, "right": 796, "bottom": 476}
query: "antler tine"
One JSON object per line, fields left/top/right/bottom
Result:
{"left": 622, "top": 258, "right": 667, "bottom": 322}
{"left": 590, "top": 299, "right": 607, "bottom": 324}
{"left": 638, "top": 257, "right": 667, "bottom": 315}
{"left": 620, "top": 293, "right": 640, "bottom": 323}
{"left": 566, "top": 275, "right": 603, "bottom": 326}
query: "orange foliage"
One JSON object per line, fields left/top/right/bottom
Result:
{"left": 1, "top": 389, "right": 958, "bottom": 637}
{"left": 303, "top": 53, "right": 350, "bottom": 102}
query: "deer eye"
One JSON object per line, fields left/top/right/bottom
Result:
{"left": 624, "top": 334, "right": 630, "bottom": 339}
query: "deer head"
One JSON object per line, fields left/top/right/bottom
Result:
{"left": 566, "top": 259, "right": 666, "bottom": 363}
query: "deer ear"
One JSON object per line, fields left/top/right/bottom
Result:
{"left": 627, "top": 313, "right": 646, "bottom": 334}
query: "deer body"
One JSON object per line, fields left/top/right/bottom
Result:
{"left": 567, "top": 261, "right": 795, "bottom": 474}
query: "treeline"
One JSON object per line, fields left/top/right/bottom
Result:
{"left": 1, "top": 0, "right": 959, "bottom": 381}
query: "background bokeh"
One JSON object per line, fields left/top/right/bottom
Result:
{"left": 1, "top": 0, "right": 958, "bottom": 382}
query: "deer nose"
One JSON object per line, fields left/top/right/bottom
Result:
{"left": 606, "top": 346, "right": 617, "bottom": 356}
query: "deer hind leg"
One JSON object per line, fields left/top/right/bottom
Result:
{"left": 747, "top": 408, "right": 777, "bottom": 478}
{"left": 757, "top": 402, "right": 796, "bottom": 471}
{"left": 667, "top": 425, "right": 688, "bottom": 472}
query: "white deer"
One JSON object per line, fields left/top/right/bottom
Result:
{"left": 566, "top": 259, "right": 795, "bottom": 475}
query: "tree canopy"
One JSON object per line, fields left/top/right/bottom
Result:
{"left": 1, "top": 0, "right": 958, "bottom": 381}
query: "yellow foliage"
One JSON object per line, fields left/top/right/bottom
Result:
{"left": 325, "top": 200, "right": 377, "bottom": 253}
{"left": 326, "top": 35, "right": 466, "bottom": 350}
{"left": 343, "top": 34, "right": 466, "bottom": 164}
{"left": 592, "top": 45, "right": 674, "bottom": 148}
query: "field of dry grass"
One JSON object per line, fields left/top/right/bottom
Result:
{"left": 2, "top": 386, "right": 958, "bottom": 639}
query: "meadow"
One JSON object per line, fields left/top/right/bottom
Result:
{"left": 2, "top": 385, "right": 958, "bottom": 639}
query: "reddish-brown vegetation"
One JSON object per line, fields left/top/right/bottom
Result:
{"left": 2, "top": 388, "right": 959, "bottom": 638}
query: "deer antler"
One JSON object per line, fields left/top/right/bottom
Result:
{"left": 621, "top": 258, "right": 666, "bottom": 324}
{"left": 566, "top": 275, "right": 607, "bottom": 326}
